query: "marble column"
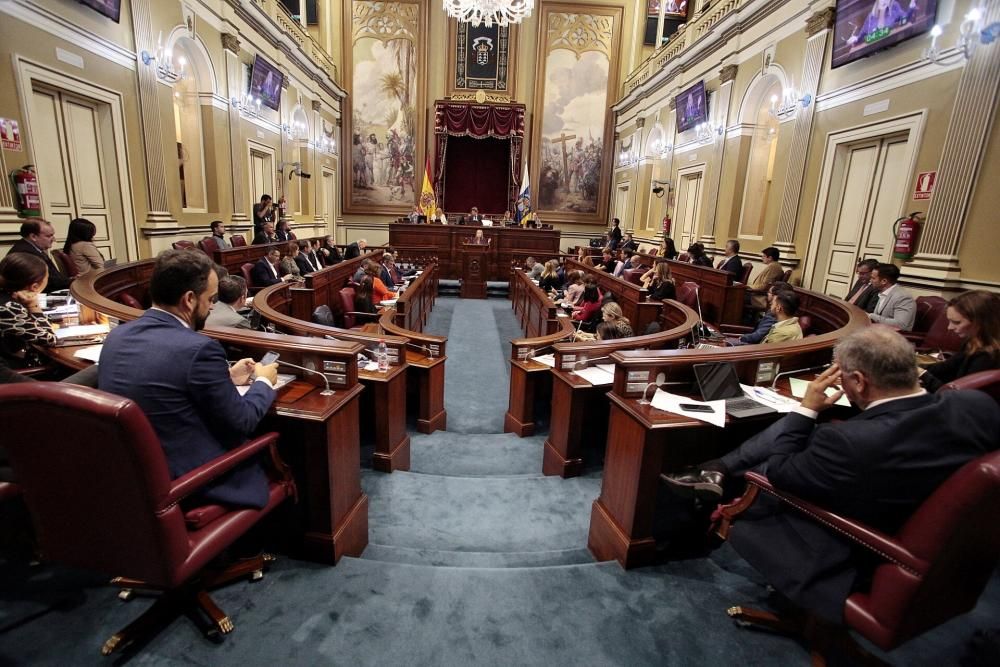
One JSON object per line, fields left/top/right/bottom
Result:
{"left": 910, "top": 2, "right": 1000, "bottom": 284}
{"left": 774, "top": 8, "right": 834, "bottom": 261}
{"left": 130, "top": 0, "right": 176, "bottom": 226}
{"left": 698, "top": 63, "right": 738, "bottom": 249}
{"left": 222, "top": 32, "right": 249, "bottom": 226}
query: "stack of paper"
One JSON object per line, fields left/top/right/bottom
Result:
{"left": 55, "top": 323, "right": 110, "bottom": 340}
{"left": 574, "top": 364, "right": 615, "bottom": 386}
{"left": 739, "top": 384, "right": 800, "bottom": 413}
{"left": 531, "top": 353, "right": 556, "bottom": 368}
{"left": 649, "top": 389, "right": 727, "bottom": 428}
{"left": 72, "top": 345, "right": 103, "bottom": 364}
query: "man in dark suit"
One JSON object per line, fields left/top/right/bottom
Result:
{"left": 717, "top": 239, "right": 743, "bottom": 278}
{"left": 8, "top": 220, "right": 70, "bottom": 293}
{"left": 608, "top": 218, "right": 622, "bottom": 250}
{"left": 252, "top": 222, "right": 278, "bottom": 245}
{"left": 294, "top": 241, "right": 321, "bottom": 275}
{"left": 99, "top": 250, "right": 280, "bottom": 508}
{"left": 251, "top": 248, "right": 290, "bottom": 288}
{"left": 344, "top": 238, "right": 367, "bottom": 260}
{"left": 664, "top": 326, "right": 999, "bottom": 621}
{"left": 843, "top": 258, "right": 879, "bottom": 312}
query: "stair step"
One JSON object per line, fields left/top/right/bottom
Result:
{"left": 409, "top": 431, "right": 547, "bottom": 477}
{"left": 361, "top": 543, "right": 595, "bottom": 568}
{"left": 361, "top": 471, "right": 601, "bottom": 554}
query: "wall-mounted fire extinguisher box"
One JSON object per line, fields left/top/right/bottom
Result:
{"left": 662, "top": 214, "right": 672, "bottom": 237}
{"left": 892, "top": 212, "right": 923, "bottom": 260}
{"left": 10, "top": 165, "right": 42, "bottom": 218}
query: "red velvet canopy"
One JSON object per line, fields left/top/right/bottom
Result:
{"left": 433, "top": 101, "right": 526, "bottom": 213}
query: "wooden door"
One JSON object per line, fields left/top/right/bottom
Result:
{"left": 675, "top": 168, "right": 704, "bottom": 251}
{"left": 323, "top": 169, "right": 337, "bottom": 235}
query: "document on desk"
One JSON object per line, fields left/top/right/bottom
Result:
{"left": 55, "top": 323, "right": 110, "bottom": 340}
{"left": 237, "top": 373, "right": 296, "bottom": 395}
{"left": 531, "top": 353, "right": 556, "bottom": 368}
{"left": 650, "top": 389, "right": 727, "bottom": 428}
{"left": 574, "top": 364, "right": 615, "bottom": 386}
{"left": 73, "top": 345, "right": 104, "bottom": 364}
{"left": 788, "top": 378, "right": 851, "bottom": 407}
{"left": 739, "top": 384, "right": 799, "bottom": 413}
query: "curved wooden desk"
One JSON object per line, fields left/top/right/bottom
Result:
{"left": 70, "top": 263, "right": 370, "bottom": 565}
{"left": 587, "top": 290, "right": 870, "bottom": 569}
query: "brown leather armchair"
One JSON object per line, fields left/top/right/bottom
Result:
{"left": 198, "top": 236, "right": 220, "bottom": 254}
{"left": 171, "top": 240, "right": 197, "bottom": 251}
{"left": 939, "top": 368, "right": 1000, "bottom": 403}
{"left": 716, "top": 452, "right": 1000, "bottom": 663}
{"left": 230, "top": 234, "right": 247, "bottom": 247}
{"left": 51, "top": 248, "right": 80, "bottom": 278}
{"left": 339, "top": 286, "right": 381, "bottom": 329}
{"left": 0, "top": 382, "right": 296, "bottom": 656}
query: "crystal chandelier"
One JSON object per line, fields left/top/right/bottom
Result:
{"left": 443, "top": 0, "right": 535, "bottom": 28}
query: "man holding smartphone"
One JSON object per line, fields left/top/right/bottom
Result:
{"left": 99, "top": 250, "right": 280, "bottom": 509}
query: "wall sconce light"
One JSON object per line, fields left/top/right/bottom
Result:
{"left": 650, "top": 138, "right": 673, "bottom": 157}
{"left": 696, "top": 122, "right": 724, "bottom": 145}
{"left": 231, "top": 93, "right": 262, "bottom": 118}
{"left": 926, "top": 7, "right": 995, "bottom": 63}
{"left": 141, "top": 31, "right": 185, "bottom": 84}
{"left": 769, "top": 89, "right": 813, "bottom": 120}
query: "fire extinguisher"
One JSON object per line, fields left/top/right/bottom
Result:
{"left": 10, "top": 165, "right": 42, "bottom": 218}
{"left": 662, "top": 214, "right": 672, "bottom": 237}
{"left": 892, "top": 212, "right": 923, "bottom": 260}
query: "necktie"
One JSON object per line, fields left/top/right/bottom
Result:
{"left": 848, "top": 284, "right": 865, "bottom": 305}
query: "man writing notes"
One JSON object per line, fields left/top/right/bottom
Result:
{"left": 662, "top": 326, "right": 999, "bottom": 621}
{"left": 99, "top": 250, "right": 280, "bottom": 508}
{"left": 868, "top": 262, "right": 916, "bottom": 331}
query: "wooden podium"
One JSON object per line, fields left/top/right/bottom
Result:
{"left": 460, "top": 242, "right": 489, "bottom": 299}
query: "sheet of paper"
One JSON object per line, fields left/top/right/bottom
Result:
{"left": 531, "top": 353, "right": 556, "bottom": 368}
{"left": 55, "top": 323, "right": 110, "bottom": 340}
{"left": 73, "top": 345, "right": 103, "bottom": 364}
{"left": 362, "top": 361, "right": 380, "bottom": 372}
{"left": 237, "top": 373, "right": 296, "bottom": 395}
{"left": 739, "top": 383, "right": 799, "bottom": 413}
{"left": 573, "top": 365, "right": 614, "bottom": 386}
{"left": 788, "top": 377, "right": 851, "bottom": 407}
{"left": 650, "top": 389, "right": 727, "bottom": 428}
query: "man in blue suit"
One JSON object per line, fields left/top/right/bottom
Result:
{"left": 99, "top": 250, "right": 279, "bottom": 509}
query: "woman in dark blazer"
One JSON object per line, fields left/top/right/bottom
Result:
{"left": 920, "top": 290, "right": 1000, "bottom": 391}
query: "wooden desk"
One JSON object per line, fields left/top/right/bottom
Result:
{"left": 663, "top": 260, "right": 745, "bottom": 325}
{"left": 212, "top": 236, "right": 326, "bottom": 275}
{"left": 389, "top": 223, "right": 561, "bottom": 280}
{"left": 562, "top": 259, "right": 664, "bottom": 335}
{"left": 459, "top": 243, "right": 490, "bottom": 298}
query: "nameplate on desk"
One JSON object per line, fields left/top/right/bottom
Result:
{"left": 627, "top": 370, "right": 649, "bottom": 383}
{"left": 560, "top": 354, "right": 577, "bottom": 371}
{"left": 325, "top": 373, "right": 347, "bottom": 386}
{"left": 323, "top": 360, "right": 347, "bottom": 373}
{"left": 626, "top": 382, "right": 647, "bottom": 394}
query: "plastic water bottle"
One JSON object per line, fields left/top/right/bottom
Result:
{"left": 377, "top": 339, "right": 389, "bottom": 373}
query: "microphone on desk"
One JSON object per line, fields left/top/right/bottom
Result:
{"left": 639, "top": 372, "right": 667, "bottom": 405}
{"left": 406, "top": 341, "right": 432, "bottom": 355}
{"left": 769, "top": 363, "right": 832, "bottom": 391}
{"left": 572, "top": 355, "right": 612, "bottom": 371}
{"left": 275, "top": 359, "right": 335, "bottom": 396}
{"left": 691, "top": 285, "right": 712, "bottom": 340}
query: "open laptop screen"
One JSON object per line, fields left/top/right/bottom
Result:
{"left": 693, "top": 362, "right": 744, "bottom": 401}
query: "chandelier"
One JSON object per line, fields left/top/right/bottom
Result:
{"left": 443, "top": 0, "right": 535, "bottom": 28}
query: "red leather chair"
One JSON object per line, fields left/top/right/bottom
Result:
{"left": 648, "top": 248, "right": 659, "bottom": 256}
{"left": 623, "top": 268, "right": 645, "bottom": 286}
{"left": 717, "top": 451, "right": 1000, "bottom": 662}
{"left": 338, "top": 287, "right": 380, "bottom": 329}
{"left": 0, "top": 481, "right": 20, "bottom": 503}
{"left": 939, "top": 368, "right": 1000, "bottom": 404}
{"left": 241, "top": 262, "right": 259, "bottom": 294}
{"left": 903, "top": 297, "right": 962, "bottom": 353}
{"left": 117, "top": 293, "right": 144, "bottom": 310}
{"left": 781, "top": 268, "right": 793, "bottom": 284}
{"left": 171, "top": 240, "right": 196, "bottom": 251}
{"left": 677, "top": 252, "right": 691, "bottom": 263}
{"left": 230, "top": 234, "right": 247, "bottom": 247}
{"left": 0, "top": 383, "right": 295, "bottom": 656}
{"left": 198, "top": 236, "right": 220, "bottom": 255}
{"left": 676, "top": 281, "right": 699, "bottom": 310}
{"left": 797, "top": 314, "right": 813, "bottom": 337}
{"left": 739, "top": 262, "right": 753, "bottom": 285}
{"left": 51, "top": 249, "right": 80, "bottom": 278}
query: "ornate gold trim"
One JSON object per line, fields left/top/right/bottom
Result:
{"left": 546, "top": 12, "right": 615, "bottom": 60}
{"left": 719, "top": 64, "right": 738, "bottom": 83}
{"left": 805, "top": 7, "right": 836, "bottom": 36}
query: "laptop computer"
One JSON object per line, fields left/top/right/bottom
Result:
{"left": 693, "top": 362, "right": 776, "bottom": 419}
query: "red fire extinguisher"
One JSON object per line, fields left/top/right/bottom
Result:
{"left": 10, "top": 165, "right": 42, "bottom": 218}
{"left": 662, "top": 214, "right": 672, "bottom": 237}
{"left": 892, "top": 212, "right": 923, "bottom": 260}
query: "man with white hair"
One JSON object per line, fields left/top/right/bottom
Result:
{"left": 664, "top": 326, "right": 999, "bottom": 621}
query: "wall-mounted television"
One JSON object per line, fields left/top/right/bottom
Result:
{"left": 249, "top": 55, "right": 283, "bottom": 112}
{"left": 78, "top": 0, "right": 122, "bottom": 22}
{"left": 647, "top": 0, "right": 688, "bottom": 19}
{"left": 832, "top": 0, "right": 939, "bottom": 69}
{"left": 675, "top": 80, "right": 708, "bottom": 134}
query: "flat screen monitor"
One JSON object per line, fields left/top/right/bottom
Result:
{"left": 78, "top": 0, "right": 121, "bottom": 22}
{"left": 832, "top": 0, "right": 938, "bottom": 69}
{"left": 249, "top": 55, "right": 283, "bottom": 112}
{"left": 675, "top": 80, "right": 708, "bottom": 134}
{"left": 648, "top": 0, "right": 688, "bottom": 19}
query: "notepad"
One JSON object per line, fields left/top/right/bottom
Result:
{"left": 574, "top": 365, "right": 614, "bottom": 386}
{"left": 73, "top": 345, "right": 103, "bottom": 364}
{"left": 788, "top": 377, "right": 851, "bottom": 407}
{"left": 55, "top": 323, "right": 110, "bottom": 340}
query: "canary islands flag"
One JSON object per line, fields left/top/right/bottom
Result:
{"left": 515, "top": 162, "right": 531, "bottom": 224}
{"left": 418, "top": 157, "right": 436, "bottom": 216}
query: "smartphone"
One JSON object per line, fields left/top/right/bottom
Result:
{"left": 260, "top": 351, "right": 280, "bottom": 366}
{"left": 679, "top": 403, "right": 715, "bottom": 413}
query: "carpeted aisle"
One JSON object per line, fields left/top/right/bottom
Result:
{"left": 1, "top": 295, "right": 998, "bottom": 666}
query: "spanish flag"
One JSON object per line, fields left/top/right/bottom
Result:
{"left": 418, "top": 157, "right": 436, "bottom": 216}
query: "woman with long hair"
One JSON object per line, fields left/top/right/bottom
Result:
{"left": 319, "top": 235, "right": 343, "bottom": 266}
{"left": 562, "top": 270, "right": 585, "bottom": 306}
{"left": 646, "top": 262, "right": 676, "bottom": 302}
{"left": 601, "top": 301, "right": 633, "bottom": 337}
{"left": 538, "top": 260, "right": 562, "bottom": 293}
{"left": 687, "top": 242, "right": 712, "bottom": 267}
{"left": 279, "top": 241, "right": 303, "bottom": 279}
{"left": 572, "top": 281, "right": 602, "bottom": 323}
{"left": 659, "top": 237, "right": 678, "bottom": 260}
{"left": 64, "top": 218, "right": 105, "bottom": 275}
{"left": 354, "top": 275, "right": 377, "bottom": 314}
{"left": 920, "top": 290, "right": 1000, "bottom": 391}
{"left": 0, "top": 253, "right": 56, "bottom": 367}
{"left": 364, "top": 262, "right": 396, "bottom": 303}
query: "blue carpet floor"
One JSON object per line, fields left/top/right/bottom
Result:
{"left": 1, "top": 295, "right": 997, "bottom": 665}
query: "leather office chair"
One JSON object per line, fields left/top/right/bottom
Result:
{"left": 230, "top": 234, "right": 247, "bottom": 247}
{"left": 338, "top": 287, "right": 381, "bottom": 329}
{"left": 0, "top": 481, "right": 20, "bottom": 503}
{"left": 797, "top": 314, "right": 813, "bottom": 337}
{"left": 51, "top": 249, "right": 80, "bottom": 278}
{"left": 171, "top": 240, "right": 196, "bottom": 251}
{"left": 903, "top": 298, "right": 962, "bottom": 353}
{"left": 117, "top": 293, "right": 144, "bottom": 310}
{"left": 939, "top": 368, "right": 1000, "bottom": 404}
{"left": 781, "top": 268, "right": 793, "bottom": 283}
{"left": 676, "top": 281, "right": 699, "bottom": 310}
{"left": 623, "top": 268, "right": 645, "bottom": 286}
{"left": 198, "top": 236, "right": 220, "bottom": 254}
{"left": 677, "top": 252, "right": 691, "bottom": 262}
{"left": 241, "top": 262, "right": 261, "bottom": 294}
{"left": 716, "top": 451, "right": 1000, "bottom": 663}
{"left": 0, "top": 382, "right": 295, "bottom": 656}
{"left": 648, "top": 248, "right": 659, "bottom": 256}
{"left": 739, "top": 262, "right": 753, "bottom": 285}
